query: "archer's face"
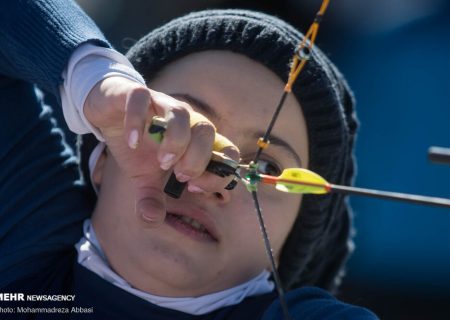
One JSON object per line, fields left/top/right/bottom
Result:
{"left": 93, "top": 51, "right": 309, "bottom": 297}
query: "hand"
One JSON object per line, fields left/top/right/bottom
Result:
{"left": 84, "top": 77, "right": 239, "bottom": 226}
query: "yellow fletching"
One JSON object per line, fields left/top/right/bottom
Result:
{"left": 275, "top": 168, "right": 329, "bottom": 194}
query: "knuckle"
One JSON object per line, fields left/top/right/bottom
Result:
{"left": 160, "top": 136, "right": 188, "bottom": 158}
{"left": 175, "top": 163, "right": 203, "bottom": 179}
{"left": 161, "top": 139, "right": 186, "bottom": 155}
{"left": 171, "top": 106, "right": 191, "bottom": 121}
{"left": 130, "top": 86, "right": 150, "bottom": 100}
{"left": 222, "top": 145, "right": 240, "bottom": 161}
{"left": 130, "top": 85, "right": 151, "bottom": 98}
{"left": 192, "top": 122, "right": 216, "bottom": 141}
{"left": 126, "top": 87, "right": 151, "bottom": 114}
{"left": 178, "top": 101, "right": 193, "bottom": 111}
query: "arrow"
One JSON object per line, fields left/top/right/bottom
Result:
{"left": 252, "top": 168, "right": 450, "bottom": 208}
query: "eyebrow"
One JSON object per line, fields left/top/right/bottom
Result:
{"left": 170, "top": 93, "right": 302, "bottom": 166}
{"left": 170, "top": 93, "right": 218, "bottom": 119}
{"left": 254, "top": 132, "right": 302, "bottom": 167}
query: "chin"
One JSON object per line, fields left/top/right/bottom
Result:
{"left": 123, "top": 237, "right": 225, "bottom": 296}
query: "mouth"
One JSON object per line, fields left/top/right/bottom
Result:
{"left": 165, "top": 212, "right": 218, "bottom": 243}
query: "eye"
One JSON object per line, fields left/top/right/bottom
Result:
{"left": 257, "top": 159, "right": 282, "bottom": 176}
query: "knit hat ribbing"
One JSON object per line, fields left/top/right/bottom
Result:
{"left": 126, "top": 9, "right": 358, "bottom": 292}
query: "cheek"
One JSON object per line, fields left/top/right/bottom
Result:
{"left": 103, "top": 161, "right": 136, "bottom": 210}
{"left": 229, "top": 186, "right": 301, "bottom": 255}
{"left": 259, "top": 190, "right": 301, "bottom": 252}
{"left": 229, "top": 189, "right": 259, "bottom": 223}
{"left": 226, "top": 189, "right": 265, "bottom": 242}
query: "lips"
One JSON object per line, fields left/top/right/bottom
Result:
{"left": 165, "top": 209, "right": 219, "bottom": 243}
{"left": 176, "top": 215, "right": 207, "bottom": 232}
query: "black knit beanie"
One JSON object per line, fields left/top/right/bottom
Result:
{"left": 125, "top": 9, "right": 358, "bottom": 292}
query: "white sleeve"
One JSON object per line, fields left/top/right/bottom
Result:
{"left": 59, "top": 43, "right": 146, "bottom": 141}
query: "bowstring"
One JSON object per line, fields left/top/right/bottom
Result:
{"left": 247, "top": 1, "right": 331, "bottom": 319}
{"left": 253, "top": 0, "right": 330, "bottom": 164}
{"left": 250, "top": 191, "right": 292, "bottom": 320}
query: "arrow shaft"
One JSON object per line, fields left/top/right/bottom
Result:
{"left": 330, "top": 184, "right": 450, "bottom": 208}
{"left": 259, "top": 173, "right": 450, "bottom": 208}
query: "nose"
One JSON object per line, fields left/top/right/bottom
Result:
{"left": 211, "top": 188, "right": 232, "bottom": 203}
{"left": 186, "top": 175, "right": 234, "bottom": 204}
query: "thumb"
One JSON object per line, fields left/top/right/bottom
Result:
{"left": 133, "top": 174, "right": 167, "bottom": 227}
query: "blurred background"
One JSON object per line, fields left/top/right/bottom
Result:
{"left": 72, "top": 0, "right": 450, "bottom": 318}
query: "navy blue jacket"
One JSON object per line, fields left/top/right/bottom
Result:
{"left": 0, "top": 1, "right": 378, "bottom": 319}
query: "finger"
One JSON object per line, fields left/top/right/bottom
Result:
{"left": 187, "top": 132, "right": 240, "bottom": 192}
{"left": 212, "top": 134, "right": 240, "bottom": 162}
{"left": 148, "top": 89, "right": 193, "bottom": 115}
{"left": 172, "top": 119, "right": 216, "bottom": 182}
{"left": 143, "top": 91, "right": 194, "bottom": 169}
{"left": 133, "top": 174, "right": 168, "bottom": 227}
{"left": 156, "top": 107, "right": 191, "bottom": 170}
{"left": 123, "top": 87, "right": 152, "bottom": 149}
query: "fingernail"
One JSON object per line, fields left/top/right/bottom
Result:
{"left": 176, "top": 172, "right": 191, "bottom": 183}
{"left": 160, "top": 153, "right": 176, "bottom": 170}
{"left": 128, "top": 129, "right": 139, "bottom": 149}
{"left": 188, "top": 184, "right": 206, "bottom": 193}
{"left": 138, "top": 199, "right": 165, "bottom": 226}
